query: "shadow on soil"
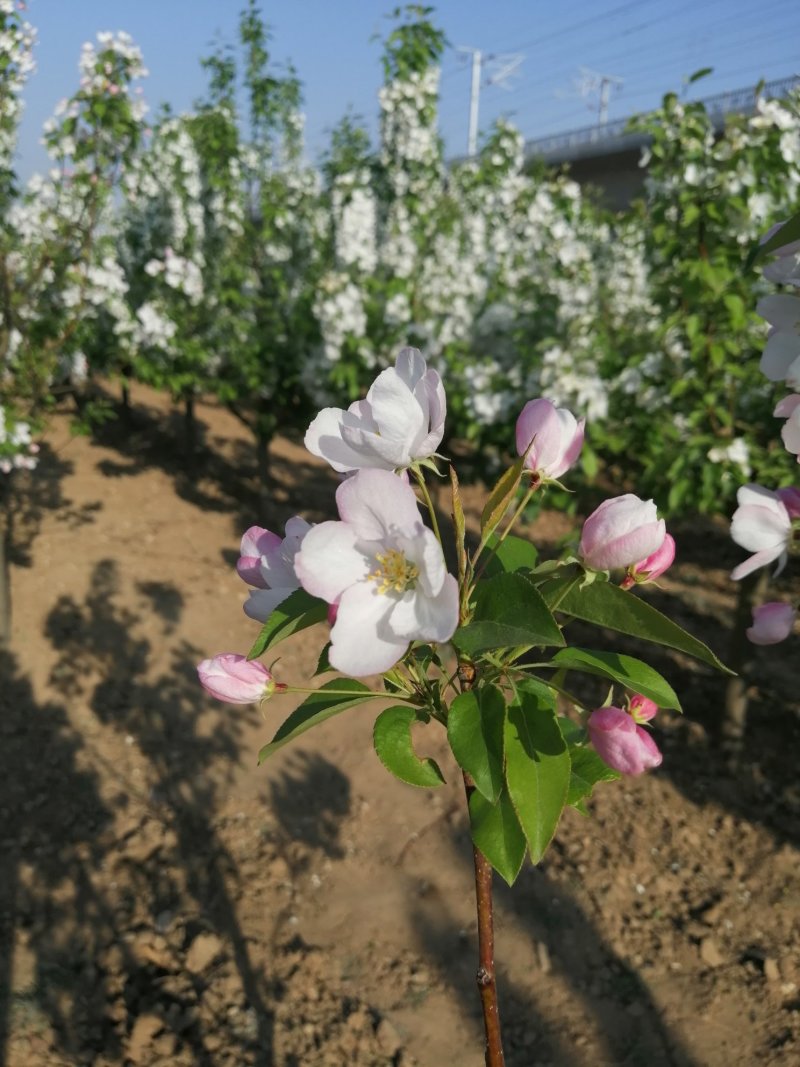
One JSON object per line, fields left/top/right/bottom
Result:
{"left": 0, "top": 557, "right": 277, "bottom": 1066}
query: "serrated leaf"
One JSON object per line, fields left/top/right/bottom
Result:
{"left": 468, "top": 788, "right": 527, "bottom": 886}
{"left": 549, "top": 647, "right": 681, "bottom": 710}
{"left": 504, "top": 689, "right": 570, "bottom": 863}
{"left": 480, "top": 454, "right": 526, "bottom": 535}
{"left": 247, "top": 588, "right": 328, "bottom": 661}
{"left": 258, "top": 680, "right": 375, "bottom": 762}
{"left": 483, "top": 534, "right": 538, "bottom": 577}
{"left": 541, "top": 572, "right": 731, "bottom": 674}
{"left": 314, "top": 643, "right": 333, "bottom": 675}
{"left": 567, "top": 745, "right": 620, "bottom": 812}
{"left": 453, "top": 572, "right": 564, "bottom": 655}
{"left": 373, "top": 705, "right": 445, "bottom": 788}
{"left": 447, "top": 685, "right": 505, "bottom": 802}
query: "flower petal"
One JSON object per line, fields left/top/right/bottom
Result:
{"left": 329, "top": 581, "right": 409, "bottom": 675}
{"left": 336, "top": 468, "right": 422, "bottom": 540}
{"left": 387, "top": 573, "right": 459, "bottom": 642}
{"left": 294, "top": 521, "right": 370, "bottom": 603}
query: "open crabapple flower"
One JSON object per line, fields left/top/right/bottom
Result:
{"left": 774, "top": 395, "right": 800, "bottom": 461}
{"left": 729, "top": 484, "right": 793, "bottom": 581}
{"left": 294, "top": 468, "right": 458, "bottom": 676}
{"left": 237, "top": 517, "right": 311, "bottom": 623}
{"left": 756, "top": 294, "right": 800, "bottom": 389}
{"left": 304, "top": 347, "right": 445, "bottom": 473}
{"left": 588, "top": 704, "right": 662, "bottom": 776}
{"left": 514, "top": 397, "right": 584, "bottom": 481}
{"left": 746, "top": 602, "right": 796, "bottom": 646}
{"left": 579, "top": 494, "right": 666, "bottom": 572}
{"left": 197, "top": 654, "right": 277, "bottom": 704}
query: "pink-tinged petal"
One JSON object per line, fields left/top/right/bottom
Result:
{"left": 516, "top": 399, "right": 558, "bottom": 464}
{"left": 305, "top": 407, "right": 379, "bottom": 472}
{"left": 240, "top": 525, "right": 281, "bottom": 559}
{"left": 788, "top": 355, "right": 800, "bottom": 391}
{"left": 632, "top": 533, "right": 676, "bottom": 583}
{"left": 746, "top": 602, "right": 796, "bottom": 645}
{"left": 284, "top": 516, "right": 312, "bottom": 542}
{"left": 294, "top": 520, "right": 369, "bottom": 604}
{"left": 335, "top": 468, "right": 422, "bottom": 540}
{"left": 730, "top": 546, "right": 787, "bottom": 581}
{"left": 387, "top": 573, "right": 459, "bottom": 642}
{"left": 552, "top": 416, "right": 585, "bottom": 480}
{"left": 588, "top": 706, "right": 662, "bottom": 776}
{"left": 243, "top": 587, "right": 294, "bottom": 623}
{"left": 730, "top": 501, "right": 791, "bottom": 554}
{"left": 197, "top": 654, "right": 273, "bottom": 704}
{"left": 774, "top": 394, "right": 800, "bottom": 418}
{"left": 777, "top": 487, "right": 800, "bottom": 517}
{"left": 413, "top": 369, "right": 446, "bottom": 455}
{"left": 339, "top": 420, "right": 411, "bottom": 468}
{"left": 756, "top": 293, "right": 800, "bottom": 332}
{"left": 629, "top": 694, "right": 658, "bottom": 722}
{"left": 329, "top": 581, "right": 409, "bottom": 676}
{"left": 760, "top": 330, "right": 800, "bottom": 382}
{"left": 237, "top": 555, "right": 268, "bottom": 588}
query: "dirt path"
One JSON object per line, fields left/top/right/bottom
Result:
{"left": 1, "top": 386, "right": 798, "bottom": 1066}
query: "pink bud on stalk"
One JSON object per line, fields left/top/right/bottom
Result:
{"left": 588, "top": 705, "right": 663, "bottom": 777}
{"left": 579, "top": 494, "right": 666, "bottom": 572}
{"left": 746, "top": 602, "right": 796, "bottom": 646}
{"left": 622, "top": 533, "right": 676, "bottom": 589}
{"left": 197, "top": 654, "right": 277, "bottom": 704}
{"left": 628, "top": 694, "right": 658, "bottom": 722}
{"left": 515, "top": 398, "right": 584, "bottom": 480}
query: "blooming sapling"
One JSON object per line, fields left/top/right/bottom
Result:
{"left": 199, "top": 350, "right": 728, "bottom": 1065}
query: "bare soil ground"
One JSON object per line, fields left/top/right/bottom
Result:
{"left": 1, "top": 384, "right": 798, "bottom": 1067}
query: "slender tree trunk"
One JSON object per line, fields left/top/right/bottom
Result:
{"left": 120, "top": 371, "right": 131, "bottom": 417}
{"left": 722, "top": 568, "right": 768, "bottom": 765}
{"left": 255, "top": 430, "right": 271, "bottom": 514}
{"left": 184, "top": 392, "right": 196, "bottom": 468}
{"left": 0, "top": 478, "right": 12, "bottom": 646}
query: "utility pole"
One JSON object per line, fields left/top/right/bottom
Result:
{"left": 456, "top": 46, "right": 524, "bottom": 157}
{"left": 575, "top": 67, "right": 623, "bottom": 125}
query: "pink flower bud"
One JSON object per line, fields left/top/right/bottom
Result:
{"left": 197, "top": 654, "right": 275, "bottom": 704}
{"left": 628, "top": 694, "right": 658, "bottom": 722}
{"left": 579, "top": 494, "right": 666, "bottom": 572}
{"left": 515, "top": 398, "right": 584, "bottom": 480}
{"left": 746, "top": 602, "right": 796, "bottom": 646}
{"left": 628, "top": 533, "right": 676, "bottom": 585}
{"left": 588, "top": 705, "right": 662, "bottom": 776}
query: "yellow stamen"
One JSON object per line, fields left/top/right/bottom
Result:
{"left": 369, "top": 549, "right": 419, "bottom": 594}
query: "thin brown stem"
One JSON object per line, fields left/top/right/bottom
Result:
{"left": 463, "top": 771, "right": 506, "bottom": 1067}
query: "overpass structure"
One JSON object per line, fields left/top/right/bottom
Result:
{"left": 523, "top": 75, "right": 800, "bottom": 209}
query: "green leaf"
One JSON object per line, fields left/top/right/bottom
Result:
{"left": 449, "top": 464, "right": 468, "bottom": 586}
{"left": 541, "top": 571, "right": 731, "bottom": 674}
{"left": 247, "top": 588, "right": 328, "bottom": 661}
{"left": 314, "top": 643, "right": 333, "bottom": 675}
{"left": 373, "top": 705, "right": 445, "bottom": 788}
{"left": 480, "top": 454, "right": 526, "bottom": 535}
{"left": 258, "top": 680, "right": 375, "bottom": 762}
{"left": 447, "top": 685, "right": 505, "bottom": 802}
{"left": 483, "top": 534, "right": 538, "bottom": 577}
{"left": 468, "top": 788, "right": 527, "bottom": 886}
{"left": 549, "top": 647, "right": 681, "bottom": 710}
{"left": 453, "top": 573, "right": 564, "bottom": 655}
{"left": 504, "top": 688, "right": 571, "bottom": 863}
{"left": 754, "top": 209, "right": 800, "bottom": 262}
{"left": 687, "top": 66, "right": 713, "bottom": 84}
{"left": 567, "top": 745, "right": 620, "bottom": 813}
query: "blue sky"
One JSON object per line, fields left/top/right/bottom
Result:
{"left": 15, "top": 0, "right": 800, "bottom": 176}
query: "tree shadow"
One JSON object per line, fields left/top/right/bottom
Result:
{"left": 2, "top": 558, "right": 290, "bottom": 1065}
{"left": 406, "top": 813, "right": 702, "bottom": 1067}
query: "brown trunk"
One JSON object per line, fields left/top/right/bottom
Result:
{"left": 722, "top": 568, "right": 768, "bottom": 765}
